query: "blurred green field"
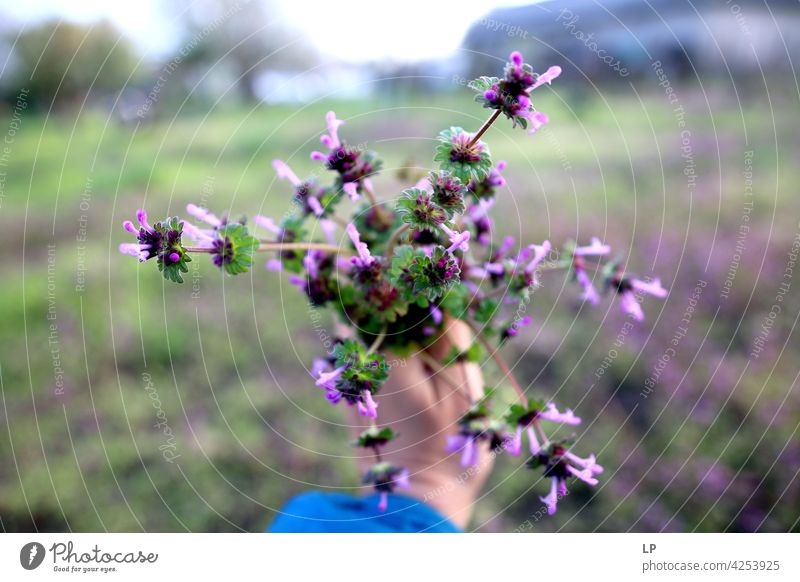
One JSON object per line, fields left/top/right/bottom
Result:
{"left": 2, "top": 86, "right": 799, "bottom": 532}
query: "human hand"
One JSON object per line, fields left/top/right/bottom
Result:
{"left": 348, "top": 317, "right": 492, "bottom": 529}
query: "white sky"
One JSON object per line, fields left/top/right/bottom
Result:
{"left": 0, "top": 0, "right": 538, "bottom": 62}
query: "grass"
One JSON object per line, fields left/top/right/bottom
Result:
{"left": 1, "top": 86, "right": 799, "bottom": 532}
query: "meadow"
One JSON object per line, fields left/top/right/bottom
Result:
{"left": 1, "top": 84, "right": 798, "bottom": 532}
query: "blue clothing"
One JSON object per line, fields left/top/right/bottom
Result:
{"left": 267, "top": 492, "right": 460, "bottom": 533}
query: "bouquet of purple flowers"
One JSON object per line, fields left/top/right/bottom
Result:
{"left": 120, "top": 51, "right": 667, "bottom": 515}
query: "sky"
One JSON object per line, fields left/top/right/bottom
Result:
{"left": 0, "top": 0, "right": 538, "bottom": 63}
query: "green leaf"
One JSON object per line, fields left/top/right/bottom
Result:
{"left": 216, "top": 223, "right": 258, "bottom": 275}
{"left": 353, "top": 426, "right": 398, "bottom": 448}
{"left": 468, "top": 76, "right": 499, "bottom": 93}
{"left": 434, "top": 127, "right": 492, "bottom": 184}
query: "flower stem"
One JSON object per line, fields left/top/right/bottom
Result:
{"left": 465, "top": 319, "right": 527, "bottom": 402}
{"left": 385, "top": 223, "right": 410, "bottom": 257}
{"left": 468, "top": 109, "right": 501, "bottom": 148}
{"left": 257, "top": 242, "right": 345, "bottom": 253}
{"left": 363, "top": 180, "right": 379, "bottom": 207}
{"left": 417, "top": 351, "right": 473, "bottom": 404}
{"left": 366, "top": 327, "right": 387, "bottom": 355}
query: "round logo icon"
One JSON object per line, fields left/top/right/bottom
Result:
{"left": 20, "top": 542, "right": 46, "bottom": 570}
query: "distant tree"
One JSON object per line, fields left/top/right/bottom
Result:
{"left": 170, "top": 0, "right": 316, "bottom": 101}
{"left": 3, "top": 19, "right": 140, "bottom": 108}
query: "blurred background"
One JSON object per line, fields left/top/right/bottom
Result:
{"left": 1, "top": 0, "right": 799, "bottom": 532}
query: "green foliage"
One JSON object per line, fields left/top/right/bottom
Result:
{"left": 354, "top": 426, "right": 398, "bottom": 448}
{"left": 429, "top": 171, "right": 467, "bottom": 217}
{"left": 154, "top": 217, "right": 191, "bottom": 284}
{"left": 434, "top": 127, "right": 492, "bottom": 183}
{"left": 404, "top": 245, "right": 461, "bottom": 301}
{"left": 395, "top": 188, "right": 448, "bottom": 231}
{"left": 332, "top": 339, "right": 389, "bottom": 396}
{"left": 504, "top": 399, "right": 548, "bottom": 427}
{"left": 215, "top": 223, "right": 259, "bottom": 275}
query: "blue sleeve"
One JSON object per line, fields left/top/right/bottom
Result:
{"left": 267, "top": 492, "right": 461, "bottom": 533}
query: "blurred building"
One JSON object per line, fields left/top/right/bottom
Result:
{"left": 462, "top": 0, "right": 800, "bottom": 82}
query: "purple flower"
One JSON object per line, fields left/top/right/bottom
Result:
{"left": 530, "top": 65, "right": 563, "bottom": 91}
{"left": 440, "top": 224, "right": 471, "bottom": 253}
{"left": 478, "top": 52, "right": 561, "bottom": 136}
{"left": 364, "top": 463, "right": 411, "bottom": 512}
{"left": 342, "top": 181, "right": 359, "bottom": 201}
{"left": 631, "top": 277, "right": 669, "bottom": 298}
{"left": 468, "top": 197, "right": 494, "bottom": 245}
{"left": 430, "top": 304, "right": 443, "bottom": 325}
{"left": 254, "top": 214, "right": 280, "bottom": 235}
{"left": 446, "top": 434, "right": 480, "bottom": 467}
{"left": 540, "top": 476, "right": 560, "bottom": 515}
{"left": 272, "top": 159, "right": 302, "bottom": 187}
{"left": 505, "top": 424, "right": 541, "bottom": 456}
{"left": 319, "top": 218, "right": 337, "bottom": 244}
{"left": 356, "top": 389, "right": 379, "bottom": 418}
{"left": 614, "top": 276, "right": 668, "bottom": 321}
{"left": 468, "top": 160, "right": 506, "bottom": 200}
{"left": 539, "top": 402, "right": 581, "bottom": 425}
{"left": 181, "top": 220, "right": 214, "bottom": 243}
{"left": 186, "top": 203, "right": 222, "bottom": 228}
{"left": 315, "top": 364, "right": 346, "bottom": 390}
{"left": 532, "top": 442, "right": 602, "bottom": 515}
{"left": 120, "top": 209, "right": 160, "bottom": 261}
{"left": 525, "top": 240, "right": 551, "bottom": 273}
{"left": 307, "top": 195, "right": 324, "bottom": 217}
{"left": 502, "top": 315, "right": 532, "bottom": 340}
{"left": 573, "top": 237, "right": 611, "bottom": 256}
{"left": 448, "top": 130, "right": 484, "bottom": 164}
{"left": 575, "top": 265, "right": 600, "bottom": 305}
{"left": 321, "top": 110, "right": 343, "bottom": 150}
{"left": 526, "top": 111, "right": 549, "bottom": 135}
{"left": 346, "top": 223, "right": 375, "bottom": 268}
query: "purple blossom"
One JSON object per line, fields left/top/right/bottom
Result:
{"left": 615, "top": 276, "right": 668, "bottom": 321}
{"left": 342, "top": 181, "right": 359, "bottom": 201}
{"left": 530, "top": 65, "right": 563, "bottom": 91}
{"left": 186, "top": 203, "right": 222, "bottom": 227}
{"left": 574, "top": 237, "right": 611, "bottom": 256}
{"left": 539, "top": 402, "right": 581, "bottom": 425}
{"left": 505, "top": 425, "right": 541, "bottom": 456}
{"left": 526, "top": 111, "right": 549, "bottom": 135}
{"left": 503, "top": 315, "right": 532, "bottom": 339}
{"left": 321, "top": 111, "right": 343, "bottom": 150}
{"left": 446, "top": 434, "right": 480, "bottom": 467}
{"left": 118, "top": 242, "right": 152, "bottom": 262}
{"left": 346, "top": 223, "right": 375, "bottom": 268}
{"left": 254, "top": 214, "right": 281, "bottom": 235}
{"left": 575, "top": 265, "right": 600, "bottom": 304}
{"left": 631, "top": 277, "right": 669, "bottom": 298}
{"left": 430, "top": 305, "right": 443, "bottom": 325}
{"left": 319, "top": 218, "right": 337, "bottom": 244}
{"left": 181, "top": 220, "right": 214, "bottom": 243}
{"left": 468, "top": 197, "right": 494, "bottom": 245}
{"left": 619, "top": 290, "right": 645, "bottom": 321}
{"left": 315, "top": 364, "right": 346, "bottom": 390}
{"left": 440, "top": 224, "right": 471, "bottom": 253}
{"left": 119, "top": 209, "right": 160, "bottom": 262}
{"left": 356, "top": 389, "right": 379, "bottom": 418}
{"left": 534, "top": 442, "right": 602, "bottom": 514}
{"left": 525, "top": 240, "right": 551, "bottom": 273}
{"left": 540, "top": 477, "right": 560, "bottom": 515}
{"left": 307, "top": 196, "right": 324, "bottom": 217}
{"left": 272, "top": 159, "right": 302, "bottom": 187}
